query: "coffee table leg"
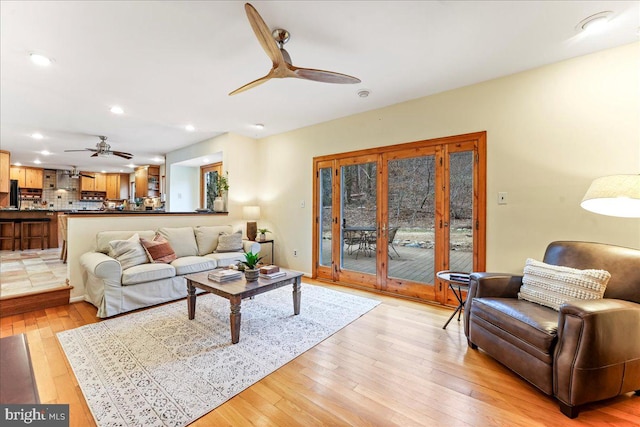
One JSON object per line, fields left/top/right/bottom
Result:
{"left": 187, "top": 280, "right": 196, "bottom": 320}
{"left": 230, "top": 296, "right": 241, "bottom": 344}
{"left": 292, "top": 276, "right": 301, "bottom": 315}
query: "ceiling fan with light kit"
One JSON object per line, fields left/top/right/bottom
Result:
{"left": 229, "top": 3, "right": 361, "bottom": 95}
{"left": 59, "top": 166, "right": 94, "bottom": 179}
{"left": 64, "top": 135, "right": 133, "bottom": 160}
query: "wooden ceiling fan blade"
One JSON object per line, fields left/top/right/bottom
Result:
{"left": 113, "top": 151, "right": 133, "bottom": 159}
{"left": 229, "top": 73, "right": 273, "bottom": 96}
{"left": 80, "top": 174, "right": 95, "bottom": 179}
{"left": 245, "top": 3, "right": 284, "bottom": 68}
{"left": 292, "top": 66, "right": 361, "bottom": 84}
{"left": 91, "top": 152, "right": 99, "bottom": 157}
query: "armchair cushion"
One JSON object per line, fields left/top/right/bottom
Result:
{"left": 519, "top": 258, "right": 610, "bottom": 311}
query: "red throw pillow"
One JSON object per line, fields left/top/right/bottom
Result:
{"left": 140, "top": 235, "right": 177, "bottom": 263}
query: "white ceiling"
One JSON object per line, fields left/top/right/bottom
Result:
{"left": 1, "top": 1, "right": 638, "bottom": 173}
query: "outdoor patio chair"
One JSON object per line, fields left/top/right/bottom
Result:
{"left": 388, "top": 227, "right": 400, "bottom": 258}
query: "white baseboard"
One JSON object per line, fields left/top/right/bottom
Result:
{"left": 70, "top": 295, "right": 85, "bottom": 303}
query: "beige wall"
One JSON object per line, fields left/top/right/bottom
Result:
{"left": 256, "top": 42, "right": 640, "bottom": 275}
{"left": 69, "top": 43, "right": 639, "bottom": 302}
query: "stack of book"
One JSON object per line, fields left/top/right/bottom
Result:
{"left": 208, "top": 269, "right": 242, "bottom": 282}
{"left": 449, "top": 273, "right": 470, "bottom": 284}
{"left": 259, "top": 265, "right": 286, "bottom": 280}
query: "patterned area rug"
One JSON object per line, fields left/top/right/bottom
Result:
{"left": 58, "top": 283, "right": 379, "bottom": 427}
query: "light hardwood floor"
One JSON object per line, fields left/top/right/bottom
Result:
{"left": 1, "top": 280, "right": 638, "bottom": 427}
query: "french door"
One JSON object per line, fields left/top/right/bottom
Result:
{"left": 313, "top": 132, "right": 485, "bottom": 305}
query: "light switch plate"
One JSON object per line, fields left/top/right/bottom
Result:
{"left": 498, "top": 192, "right": 508, "bottom": 205}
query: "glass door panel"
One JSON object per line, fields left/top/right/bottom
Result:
{"left": 448, "top": 151, "right": 474, "bottom": 274}
{"left": 339, "top": 160, "right": 377, "bottom": 279}
{"left": 318, "top": 166, "right": 333, "bottom": 268}
{"left": 386, "top": 154, "right": 437, "bottom": 284}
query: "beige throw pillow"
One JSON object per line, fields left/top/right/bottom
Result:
{"left": 518, "top": 258, "right": 610, "bottom": 311}
{"left": 108, "top": 233, "right": 149, "bottom": 270}
{"left": 215, "top": 230, "right": 243, "bottom": 253}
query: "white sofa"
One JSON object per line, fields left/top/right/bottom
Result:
{"left": 80, "top": 225, "right": 259, "bottom": 318}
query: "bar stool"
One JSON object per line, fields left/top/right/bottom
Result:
{"left": 21, "top": 218, "right": 50, "bottom": 250}
{"left": 58, "top": 214, "right": 68, "bottom": 263}
{"left": 0, "top": 219, "right": 18, "bottom": 251}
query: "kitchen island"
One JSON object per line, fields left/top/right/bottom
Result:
{"left": 0, "top": 210, "right": 59, "bottom": 250}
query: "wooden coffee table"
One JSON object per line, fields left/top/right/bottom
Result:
{"left": 185, "top": 269, "right": 303, "bottom": 344}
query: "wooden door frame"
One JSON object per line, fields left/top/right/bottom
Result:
{"left": 200, "top": 162, "right": 222, "bottom": 209}
{"left": 312, "top": 131, "right": 486, "bottom": 305}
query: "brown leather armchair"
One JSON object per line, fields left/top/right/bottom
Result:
{"left": 463, "top": 241, "right": 640, "bottom": 418}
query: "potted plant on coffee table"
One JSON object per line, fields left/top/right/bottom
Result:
{"left": 241, "top": 251, "right": 263, "bottom": 282}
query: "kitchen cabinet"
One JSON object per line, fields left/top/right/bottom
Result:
{"left": 10, "top": 166, "right": 26, "bottom": 187}
{"left": 80, "top": 173, "right": 95, "bottom": 191}
{"left": 106, "top": 174, "right": 119, "bottom": 200}
{"left": 10, "top": 166, "right": 43, "bottom": 189}
{"left": 94, "top": 173, "right": 107, "bottom": 192}
{"left": 106, "top": 174, "right": 128, "bottom": 200}
{"left": 135, "top": 166, "right": 160, "bottom": 198}
{"left": 0, "top": 151, "right": 9, "bottom": 193}
{"left": 25, "top": 168, "right": 43, "bottom": 189}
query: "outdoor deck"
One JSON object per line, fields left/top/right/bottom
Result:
{"left": 321, "top": 242, "right": 473, "bottom": 284}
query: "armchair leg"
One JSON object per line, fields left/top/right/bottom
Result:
{"left": 559, "top": 402, "right": 579, "bottom": 419}
{"left": 467, "top": 339, "right": 478, "bottom": 350}
{"left": 635, "top": 390, "right": 640, "bottom": 396}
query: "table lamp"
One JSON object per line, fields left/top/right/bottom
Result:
{"left": 243, "top": 205, "right": 261, "bottom": 240}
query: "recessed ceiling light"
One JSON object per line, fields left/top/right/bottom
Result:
{"left": 185, "top": 124, "right": 195, "bottom": 132}
{"left": 110, "top": 106, "right": 124, "bottom": 115}
{"left": 33, "top": 159, "right": 42, "bottom": 164}
{"left": 126, "top": 163, "right": 136, "bottom": 168}
{"left": 14, "top": 162, "right": 22, "bottom": 166}
{"left": 576, "top": 11, "right": 613, "bottom": 33}
{"left": 357, "top": 89, "right": 371, "bottom": 98}
{"left": 101, "top": 170, "right": 106, "bottom": 173}
{"left": 153, "top": 156, "right": 164, "bottom": 162}
{"left": 202, "top": 158, "right": 209, "bottom": 163}
{"left": 31, "top": 133, "right": 44, "bottom": 140}
{"left": 254, "top": 123, "right": 265, "bottom": 130}
{"left": 40, "top": 150, "right": 50, "bottom": 156}
{"left": 119, "top": 169, "right": 124, "bottom": 172}
{"left": 29, "top": 53, "right": 53, "bottom": 67}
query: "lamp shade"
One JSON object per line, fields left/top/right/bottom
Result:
{"left": 243, "top": 205, "right": 261, "bottom": 220}
{"left": 580, "top": 174, "right": 640, "bottom": 218}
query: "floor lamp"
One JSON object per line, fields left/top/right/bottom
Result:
{"left": 243, "top": 205, "right": 261, "bottom": 241}
{"left": 580, "top": 174, "right": 640, "bottom": 218}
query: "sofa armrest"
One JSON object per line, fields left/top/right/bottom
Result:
{"left": 80, "top": 252, "right": 122, "bottom": 284}
{"left": 243, "top": 240, "right": 261, "bottom": 254}
{"left": 464, "top": 273, "right": 523, "bottom": 339}
{"left": 554, "top": 299, "right": 640, "bottom": 407}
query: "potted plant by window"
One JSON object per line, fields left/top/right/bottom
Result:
{"left": 257, "top": 228, "right": 271, "bottom": 241}
{"left": 241, "top": 251, "right": 263, "bottom": 282}
{"left": 214, "top": 172, "right": 230, "bottom": 211}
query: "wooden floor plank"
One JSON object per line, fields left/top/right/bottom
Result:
{"left": 0, "top": 282, "right": 637, "bottom": 426}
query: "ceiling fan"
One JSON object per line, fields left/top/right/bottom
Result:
{"left": 229, "top": 3, "right": 361, "bottom": 95}
{"left": 64, "top": 136, "right": 133, "bottom": 160}
{"left": 60, "top": 166, "right": 94, "bottom": 179}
